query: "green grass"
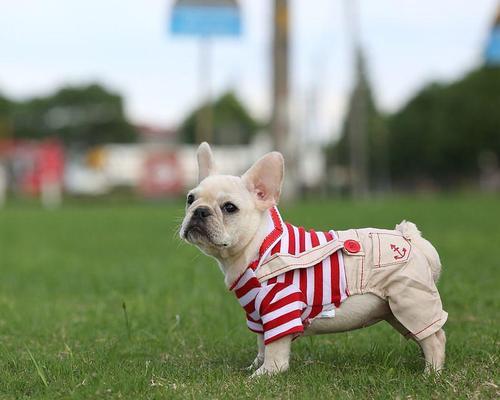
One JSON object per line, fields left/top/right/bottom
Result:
{"left": 0, "top": 195, "right": 498, "bottom": 399}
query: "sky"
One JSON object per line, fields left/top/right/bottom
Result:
{"left": 0, "top": 0, "right": 497, "bottom": 142}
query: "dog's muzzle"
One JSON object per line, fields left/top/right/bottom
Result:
{"left": 183, "top": 206, "right": 212, "bottom": 241}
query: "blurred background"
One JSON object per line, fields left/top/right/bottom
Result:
{"left": 0, "top": 0, "right": 499, "bottom": 206}
{"left": 1, "top": 3, "right": 500, "bottom": 396}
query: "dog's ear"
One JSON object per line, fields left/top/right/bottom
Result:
{"left": 242, "top": 152, "right": 284, "bottom": 210}
{"left": 196, "top": 142, "right": 216, "bottom": 182}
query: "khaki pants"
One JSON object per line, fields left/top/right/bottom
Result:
{"left": 337, "top": 228, "right": 448, "bottom": 341}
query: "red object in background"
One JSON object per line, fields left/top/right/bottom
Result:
{"left": 38, "top": 140, "right": 64, "bottom": 185}
{"left": 7, "top": 139, "right": 65, "bottom": 196}
{"left": 0, "top": 139, "right": 15, "bottom": 156}
{"left": 139, "top": 151, "right": 183, "bottom": 197}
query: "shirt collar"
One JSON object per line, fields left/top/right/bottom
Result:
{"left": 254, "top": 206, "right": 285, "bottom": 269}
{"left": 229, "top": 206, "right": 284, "bottom": 291}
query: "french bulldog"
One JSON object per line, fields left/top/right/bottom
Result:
{"left": 180, "top": 142, "right": 447, "bottom": 377}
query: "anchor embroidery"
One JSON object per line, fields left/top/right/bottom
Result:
{"left": 390, "top": 244, "right": 407, "bottom": 260}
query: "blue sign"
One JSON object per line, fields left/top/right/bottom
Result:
{"left": 485, "top": 27, "right": 500, "bottom": 66}
{"left": 170, "top": 1, "right": 241, "bottom": 37}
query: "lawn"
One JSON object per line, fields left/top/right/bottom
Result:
{"left": 0, "top": 195, "right": 498, "bottom": 399}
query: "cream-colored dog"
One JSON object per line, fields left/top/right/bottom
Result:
{"left": 180, "top": 142, "right": 447, "bottom": 377}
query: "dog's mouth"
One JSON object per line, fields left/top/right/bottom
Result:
{"left": 184, "top": 224, "right": 207, "bottom": 241}
{"left": 183, "top": 223, "right": 229, "bottom": 248}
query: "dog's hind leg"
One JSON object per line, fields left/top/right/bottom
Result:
{"left": 385, "top": 314, "right": 412, "bottom": 338}
{"left": 386, "top": 315, "right": 446, "bottom": 372}
{"left": 419, "top": 329, "right": 446, "bottom": 373}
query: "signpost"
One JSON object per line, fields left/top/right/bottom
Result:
{"left": 171, "top": 0, "right": 241, "bottom": 37}
{"left": 170, "top": 0, "right": 242, "bottom": 144}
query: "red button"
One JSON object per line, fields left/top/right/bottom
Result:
{"left": 344, "top": 239, "right": 361, "bottom": 254}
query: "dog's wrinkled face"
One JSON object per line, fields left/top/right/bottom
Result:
{"left": 180, "top": 175, "right": 261, "bottom": 257}
{"left": 180, "top": 142, "right": 284, "bottom": 261}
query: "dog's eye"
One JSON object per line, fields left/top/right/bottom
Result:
{"left": 187, "top": 194, "right": 195, "bottom": 205}
{"left": 222, "top": 202, "right": 238, "bottom": 214}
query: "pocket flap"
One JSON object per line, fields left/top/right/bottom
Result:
{"left": 372, "top": 232, "right": 411, "bottom": 267}
{"left": 256, "top": 239, "right": 345, "bottom": 282}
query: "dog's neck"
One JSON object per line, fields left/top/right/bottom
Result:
{"left": 216, "top": 212, "right": 270, "bottom": 289}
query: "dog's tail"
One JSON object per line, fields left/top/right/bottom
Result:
{"left": 395, "top": 220, "right": 442, "bottom": 283}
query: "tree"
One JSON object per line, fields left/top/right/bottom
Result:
{"left": 326, "top": 55, "right": 390, "bottom": 192}
{"left": 10, "top": 84, "right": 136, "bottom": 146}
{"left": 388, "top": 66, "right": 500, "bottom": 185}
{"left": 179, "top": 92, "right": 260, "bottom": 145}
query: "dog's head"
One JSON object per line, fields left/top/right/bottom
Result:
{"left": 180, "top": 142, "right": 284, "bottom": 260}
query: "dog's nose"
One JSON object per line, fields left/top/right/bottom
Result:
{"left": 193, "top": 206, "right": 211, "bottom": 219}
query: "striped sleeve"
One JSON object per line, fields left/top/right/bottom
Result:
{"left": 257, "top": 283, "right": 306, "bottom": 344}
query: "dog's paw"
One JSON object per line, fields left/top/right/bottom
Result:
{"left": 423, "top": 364, "right": 444, "bottom": 375}
{"left": 250, "top": 366, "right": 272, "bottom": 379}
{"left": 249, "top": 363, "right": 288, "bottom": 379}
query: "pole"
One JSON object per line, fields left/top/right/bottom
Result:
{"left": 272, "top": 0, "right": 297, "bottom": 199}
{"left": 345, "top": 0, "right": 369, "bottom": 198}
{"left": 272, "top": 0, "right": 289, "bottom": 153}
{"left": 196, "top": 37, "right": 213, "bottom": 144}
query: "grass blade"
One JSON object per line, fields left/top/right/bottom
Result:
{"left": 25, "top": 346, "right": 48, "bottom": 387}
{"left": 122, "top": 301, "right": 131, "bottom": 340}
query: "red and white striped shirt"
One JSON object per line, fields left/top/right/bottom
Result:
{"left": 230, "top": 207, "right": 348, "bottom": 345}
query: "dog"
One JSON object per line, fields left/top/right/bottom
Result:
{"left": 180, "top": 142, "right": 447, "bottom": 377}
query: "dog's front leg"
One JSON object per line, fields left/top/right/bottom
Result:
{"left": 247, "top": 334, "right": 265, "bottom": 370}
{"left": 250, "top": 335, "right": 292, "bottom": 378}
